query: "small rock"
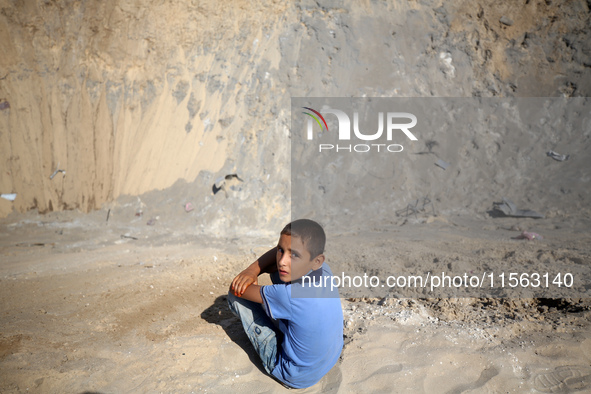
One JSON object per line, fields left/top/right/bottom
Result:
{"left": 500, "top": 16, "right": 514, "bottom": 26}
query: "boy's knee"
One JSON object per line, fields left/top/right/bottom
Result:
{"left": 227, "top": 291, "right": 239, "bottom": 316}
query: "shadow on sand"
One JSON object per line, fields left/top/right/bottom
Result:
{"left": 200, "top": 294, "right": 268, "bottom": 376}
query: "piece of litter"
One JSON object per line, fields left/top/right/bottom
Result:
{"left": 512, "top": 231, "right": 543, "bottom": 241}
{"left": 435, "top": 159, "right": 449, "bottom": 170}
{"left": 546, "top": 150, "right": 569, "bottom": 162}
{"left": 1, "top": 193, "right": 16, "bottom": 201}
{"left": 493, "top": 198, "right": 544, "bottom": 219}
{"left": 184, "top": 202, "right": 194, "bottom": 212}
{"left": 0, "top": 101, "right": 9, "bottom": 111}
{"left": 213, "top": 255, "right": 218, "bottom": 262}
{"left": 213, "top": 177, "right": 225, "bottom": 190}
{"left": 212, "top": 173, "right": 244, "bottom": 196}
{"left": 147, "top": 218, "right": 157, "bottom": 226}
{"left": 396, "top": 196, "right": 436, "bottom": 218}
{"left": 49, "top": 162, "right": 66, "bottom": 179}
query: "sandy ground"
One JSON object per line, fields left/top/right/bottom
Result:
{"left": 1, "top": 206, "right": 590, "bottom": 393}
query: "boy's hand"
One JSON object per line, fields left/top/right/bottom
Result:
{"left": 231, "top": 269, "right": 258, "bottom": 297}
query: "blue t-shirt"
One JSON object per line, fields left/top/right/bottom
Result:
{"left": 260, "top": 263, "right": 344, "bottom": 389}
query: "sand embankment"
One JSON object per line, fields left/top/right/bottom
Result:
{"left": 1, "top": 0, "right": 589, "bottom": 228}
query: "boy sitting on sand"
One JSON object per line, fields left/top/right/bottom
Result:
{"left": 228, "top": 219, "right": 343, "bottom": 389}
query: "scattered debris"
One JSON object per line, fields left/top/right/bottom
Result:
{"left": 504, "top": 224, "right": 523, "bottom": 232}
{"left": 1, "top": 193, "right": 16, "bottom": 201}
{"left": 212, "top": 173, "right": 244, "bottom": 197}
{"left": 49, "top": 162, "right": 66, "bottom": 179}
{"left": 512, "top": 231, "right": 543, "bottom": 241}
{"left": 439, "top": 52, "right": 455, "bottom": 78}
{"left": 493, "top": 198, "right": 544, "bottom": 219}
{"left": 0, "top": 101, "right": 9, "bottom": 111}
{"left": 435, "top": 159, "right": 449, "bottom": 170}
{"left": 499, "top": 16, "right": 514, "bottom": 26}
{"left": 547, "top": 150, "right": 570, "bottom": 162}
{"left": 396, "top": 196, "right": 436, "bottom": 219}
{"left": 16, "top": 242, "right": 51, "bottom": 247}
{"left": 136, "top": 197, "right": 146, "bottom": 216}
{"left": 416, "top": 140, "right": 439, "bottom": 155}
{"left": 184, "top": 202, "right": 194, "bottom": 212}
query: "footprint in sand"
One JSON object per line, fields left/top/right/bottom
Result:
{"left": 445, "top": 366, "right": 499, "bottom": 394}
{"left": 349, "top": 364, "right": 403, "bottom": 386}
{"left": 533, "top": 365, "right": 591, "bottom": 393}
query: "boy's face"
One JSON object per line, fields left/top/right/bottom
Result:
{"left": 276, "top": 233, "right": 324, "bottom": 283}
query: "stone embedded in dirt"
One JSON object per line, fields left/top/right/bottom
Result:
{"left": 500, "top": 16, "right": 514, "bottom": 26}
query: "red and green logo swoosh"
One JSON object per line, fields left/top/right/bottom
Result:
{"left": 302, "top": 107, "right": 329, "bottom": 132}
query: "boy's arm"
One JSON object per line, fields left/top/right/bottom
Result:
{"left": 238, "top": 284, "right": 263, "bottom": 304}
{"left": 231, "top": 247, "right": 277, "bottom": 297}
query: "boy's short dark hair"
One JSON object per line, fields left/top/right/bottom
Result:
{"left": 281, "top": 219, "right": 326, "bottom": 259}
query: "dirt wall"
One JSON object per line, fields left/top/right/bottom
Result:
{"left": 0, "top": 0, "right": 589, "bottom": 227}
